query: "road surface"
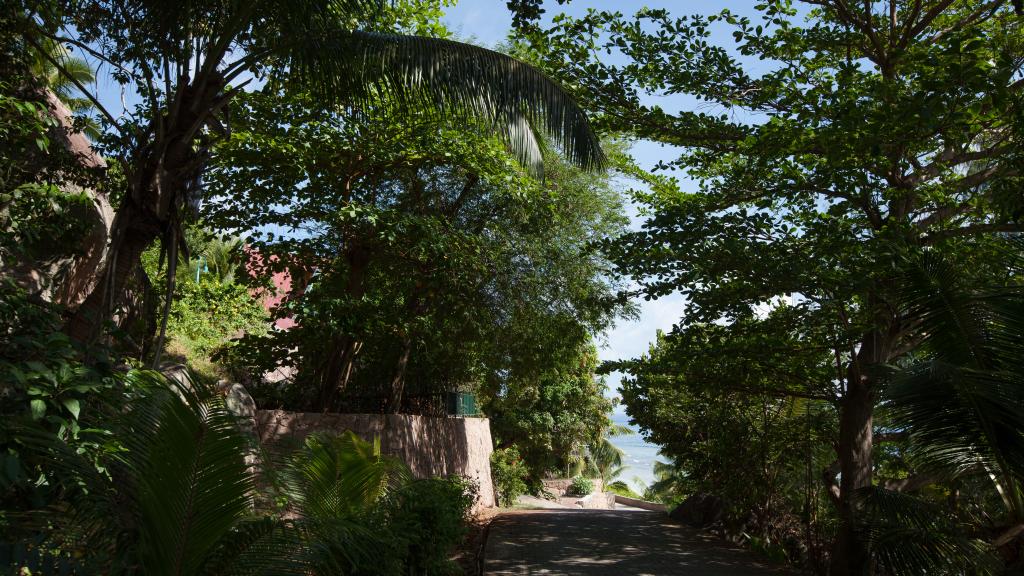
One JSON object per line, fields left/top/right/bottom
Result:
{"left": 484, "top": 509, "right": 795, "bottom": 575}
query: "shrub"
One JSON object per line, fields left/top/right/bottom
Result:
{"left": 391, "top": 477, "right": 475, "bottom": 575}
{"left": 167, "top": 279, "right": 267, "bottom": 360}
{"left": 490, "top": 446, "right": 529, "bottom": 507}
{"left": 606, "top": 480, "right": 641, "bottom": 499}
{"left": 566, "top": 476, "right": 594, "bottom": 497}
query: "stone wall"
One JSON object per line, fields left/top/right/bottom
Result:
{"left": 256, "top": 410, "right": 495, "bottom": 510}
{"left": 541, "top": 477, "right": 604, "bottom": 496}
{"left": 613, "top": 494, "right": 667, "bottom": 512}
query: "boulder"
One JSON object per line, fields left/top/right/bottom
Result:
{"left": 217, "top": 380, "right": 260, "bottom": 474}
{"left": 669, "top": 493, "right": 725, "bottom": 528}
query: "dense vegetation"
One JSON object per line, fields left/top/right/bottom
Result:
{"left": 1, "top": 0, "right": 623, "bottom": 572}
{"left": 517, "top": 0, "right": 1024, "bottom": 573}
{"left": 5, "top": 0, "right": 1024, "bottom": 574}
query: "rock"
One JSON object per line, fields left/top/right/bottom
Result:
{"left": 669, "top": 493, "right": 725, "bottom": 528}
{"left": 2, "top": 89, "right": 112, "bottom": 310}
{"left": 219, "top": 380, "right": 257, "bottom": 424}
{"left": 159, "top": 363, "right": 194, "bottom": 395}
{"left": 217, "top": 380, "right": 260, "bottom": 475}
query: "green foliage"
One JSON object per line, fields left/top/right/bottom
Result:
{"left": 391, "top": 477, "right": 476, "bottom": 575}
{"left": 605, "top": 481, "right": 641, "bottom": 500}
{"left": 167, "top": 279, "right": 267, "bottom": 359}
{"left": 282, "top": 431, "right": 412, "bottom": 523}
{"left": 6, "top": 372, "right": 302, "bottom": 576}
{"left": 490, "top": 446, "right": 529, "bottom": 507}
{"left": 206, "top": 87, "right": 626, "bottom": 412}
{"left": 7, "top": 373, "right": 476, "bottom": 576}
{"left": 587, "top": 434, "right": 626, "bottom": 486}
{"left": 0, "top": 280, "right": 114, "bottom": 432}
{"left": 566, "top": 476, "right": 593, "bottom": 497}
{"left": 485, "top": 342, "right": 615, "bottom": 479}
{"left": 524, "top": 1, "right": 1024, "bottom": 572}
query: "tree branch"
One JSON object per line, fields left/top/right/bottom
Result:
{"left": 923, "top": 222, "right": 1023, "bottom": 244}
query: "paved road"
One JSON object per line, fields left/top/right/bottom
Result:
{"left": 484, "top": 509, "right": 794, "bottom": 575}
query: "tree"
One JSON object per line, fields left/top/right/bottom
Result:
{"left": 28, "top": 36, "right": 101, "bottom": 139}
{"left": 485, "top": 341, "right": 614, "bottom": 480}
{"left": 205, "top": 86, "right": 626, "bottom": 411}
{"left": 587, "top": 433, "right": 627, "bottom": 487}
{"left": 521, "top": 2, "right": 1024, "bottom": 573}
{"left": 19, "top": 0, "right": 604, "bottom": 344}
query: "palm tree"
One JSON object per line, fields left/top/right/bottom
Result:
{"left": 588, "top": 433, "right": 628, "bottom": 487}
{"left": 29, "top": 37, "right": 101, "bottom": 139}
{"left": 23, "top": 1, "right": 604, "bottom": 344}
{"left": 853, "top": 245, "right": 1024, "bottom": 574}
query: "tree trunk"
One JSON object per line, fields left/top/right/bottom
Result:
{"left": 387, "top": 336, "right": 412, "bottom": 414}
{"left": 316, "top": 245, "right": 371, "bottom": 409}
{"left": 62, "top": 76, "right": 221, "bottom": 345}
{"left": 63, "top": 202, "right": 160, "bottom": 343}
{"left": 830, "top": 373, "right": 875, "bottom": 576}
{"left": 830, "top": 322, "right": 897, "bottom": 576}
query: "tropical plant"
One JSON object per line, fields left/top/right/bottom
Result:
{"left": 490, "top": 446, "right": 529, "bottom": 507}
{"left": 566, "top": 476, "right": 593, "bottom": 497}
{"left": 28, "top": 36, "right": 100, "bottom": 139}
{"left": 7, "top": 371, "right": 304, "bottom": 576}
{"left": 278, "top": 431, "right": 412, "bottom": 575}
{"left": 845, "top": 245, "right": 1024, "bottom": 574}
{"left": 390, "top": 477, "right": 476, "bottom": 575}
{"left": 523, "top": 2, "right": 1024, "bottom": 572}
{"left": 204, "top": 84, "right": 625, "bottom": 411}
{"left": 587, "top": 433, "right": 627, "bottom": 487}
{"left": 165, "top": 279, "right": 267, "bottom": 360}
{"left": 605, "top": 480, "right": 641, "bottom": 500}
{"left": 23, "top": 0, "right": 603, "bottom": 345}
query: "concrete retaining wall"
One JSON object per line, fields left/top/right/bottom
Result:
{"left": 256, "top": 410, "right": 495, "bottom": 510}
{"left": 575, "top": 492, "right": 617, "bottom": 509}
{"left": 614, "top": 494, "right": 667, "bottom": 512}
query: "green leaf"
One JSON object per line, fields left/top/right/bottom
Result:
{"left": 30, "top": 399, "right": 46, "bottom": 420}
{"left": 62, "top": 398, "right": 81, "bottom": 420}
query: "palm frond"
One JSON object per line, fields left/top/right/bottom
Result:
{"left": 286, "top": 31, "right": 604, "bottom": 175}
{"left": 855, "top": 487, "right": 1001, "bottom": 576}
{"left": 199, "top": 517, "right": 308, "bottom": 576}
{"left": 282, "top": 430, "right": 411, "bottom": 522}
{"left": 117, "top": 375, "right": 257, "bottom": 576}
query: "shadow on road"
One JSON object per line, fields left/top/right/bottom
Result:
{"left": 484, "top": 509, "right": 795, "bottom": 575}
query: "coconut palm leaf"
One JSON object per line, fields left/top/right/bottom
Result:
{"left": 286, "top": 30, "right": 604, "bottom": 175}
{"left": 9, "top": 370, "right": 302, "bottom": 575}
{"left": 885, "top": 246, "right": 1024, "bottom": 519}
{"left": 281, "top": 430, "right": 411, "bottom": 521}
{"left": 121, "top": 381, "right": 257, "bottom": 576}
{"left": 278, "top": 431, "right": 411, "bottom": 574}
{"left": 854, "top": 487, "right": 1001, "bottom": 576}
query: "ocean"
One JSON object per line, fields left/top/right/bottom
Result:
{"left": 606, "top": 412, "right": 664, "bottom": 494}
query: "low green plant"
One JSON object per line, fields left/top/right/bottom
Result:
{"left": 392, "top": 477, "right": 476, "bottom": 575}
{"left": 605, "top": 480, "right": 641, "bottom": 499}
{"left": 166, "top": 279, "right": 267, "bottom": 360}
{"left": 566, "top": 476, "right": 593, "bottom": 497}
{"left": 490, "top": 446, "right": 529, "bottom": 507}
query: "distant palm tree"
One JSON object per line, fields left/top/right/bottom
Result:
{"left": 588, "top": 436, "right": 626, "bottom": 486}
{"left": 29, "top": 37, "right": 101, "bottom": 139}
